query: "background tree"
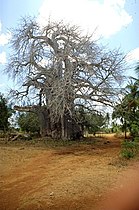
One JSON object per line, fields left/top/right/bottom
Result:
{"left": 6, "top": 17, "right": 126, "bottom": 139}
{"left": 112, "top": 79, "right": 139, "bottom": 139}
{"left": 135, "top": 62, "right": 139, "bottom": 79}
{"left": 75, "top": 107, "right": 108, "bottom": 135}
{"left": 85, "top": 112, "right": 106, "bottom": 135}
{"left": 112, "top": 100, "right": 128, "bottom": 138}
{"left": 0, "top": 94, "right": 13, "bottom": 131}
{"left": 18, "top": 112, "right": 40, "bottom": 134}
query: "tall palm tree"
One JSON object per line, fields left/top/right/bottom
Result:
{"left": 135, "top": 63, "right": 139, "bottom": 79}
{"left": 113, "top": 80, "right": 139, "bottom": 139}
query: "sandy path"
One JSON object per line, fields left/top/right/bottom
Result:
{"left": 0, "top": 137, "right": 138, "bottom": 210}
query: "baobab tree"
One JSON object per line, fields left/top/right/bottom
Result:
{"left": 6, "top": 17, "right": 126, "bottom": 139}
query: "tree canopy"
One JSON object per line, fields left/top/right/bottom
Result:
{"left": 0, "top": 94, "right": 12, "bottom": 131}
{"left": 112, "top": 79, "right": 139, "bottom": 139}
{"left": 6, "top": 17, "right": 126, "bottom": 139}
{"left": 18, "top": 112, "right": 40, "bottom": 133}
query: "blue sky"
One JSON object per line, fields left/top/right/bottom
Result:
{"left": 104, "top": 0, "right": 139, "bottom": 54}
{"left": 0, "top": 0, "right": 139, "bottom": 95}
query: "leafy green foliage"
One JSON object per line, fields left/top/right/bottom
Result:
{"left": 0, "top": 94, "right": 12, "bottom": 131}
{"left": 111, "top": 123, "right": 122, "bottom": 133}
{"left": 121, "top": 140, "right": 139, "bottom": 159}
{"left": 85, "top": 113, "right": 106, "bottom": 134}
{"left": 18, "top": 112, "right": 40, "bottom": 133}
{"left": 112, "top": 79, "right": 139, "bottom": 138}
{"left": 75, "top": 107, "right": 107, "bottom": 135}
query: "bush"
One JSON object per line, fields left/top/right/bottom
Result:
{"left": 0, "top": 94, "right": 13, "bottom": 131}
{"left": 18, "top": 112, "right": 40, "bottom": 134}
{"left": 121, "top": 140, "right": 139, "bottom": 159}
{"left": 0, "top": 131, "right": 6, "bottom": 138}
{"left": 130, "top": 122, "right": 139, "bottom": 138}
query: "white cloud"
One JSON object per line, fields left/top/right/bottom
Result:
{"left": 37, "top": 0, "right": 132, "bottom": 38}
{"left": 126, "top": 48, "right": 139, "bottom": 63}
{"left": 0, "top": 21, "right": 11, "bottom": 46}
{"left": 0, "top": 51, "right": 6, "bottom": 64}
{"left": 0, "top": 21, "right": 11, "bottom": 65}
{"left": 0, "top": 32, "right": 11, "bottom": 46}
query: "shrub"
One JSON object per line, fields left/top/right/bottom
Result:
{"left": 121, "top": 140, "right": 139, "bottom": 159}
{"left": 18, "top": 112, "right": 40, "bottom": 134}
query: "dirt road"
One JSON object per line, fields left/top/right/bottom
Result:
{"left": 0, "top": 136, "right": 138, "bottom": 210}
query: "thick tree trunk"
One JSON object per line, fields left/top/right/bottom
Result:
{"left": 61, "top": 114, "right": 65, "bottom": 140}
{"left": 38, "top": 110, "right": 51, "bottom": 137}
{"left": 40, "top": 108, "right": 51, "bottom": 137}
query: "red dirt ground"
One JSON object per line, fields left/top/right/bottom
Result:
{"left": 0, "top": 134, "right": 139, "bottom": 210}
